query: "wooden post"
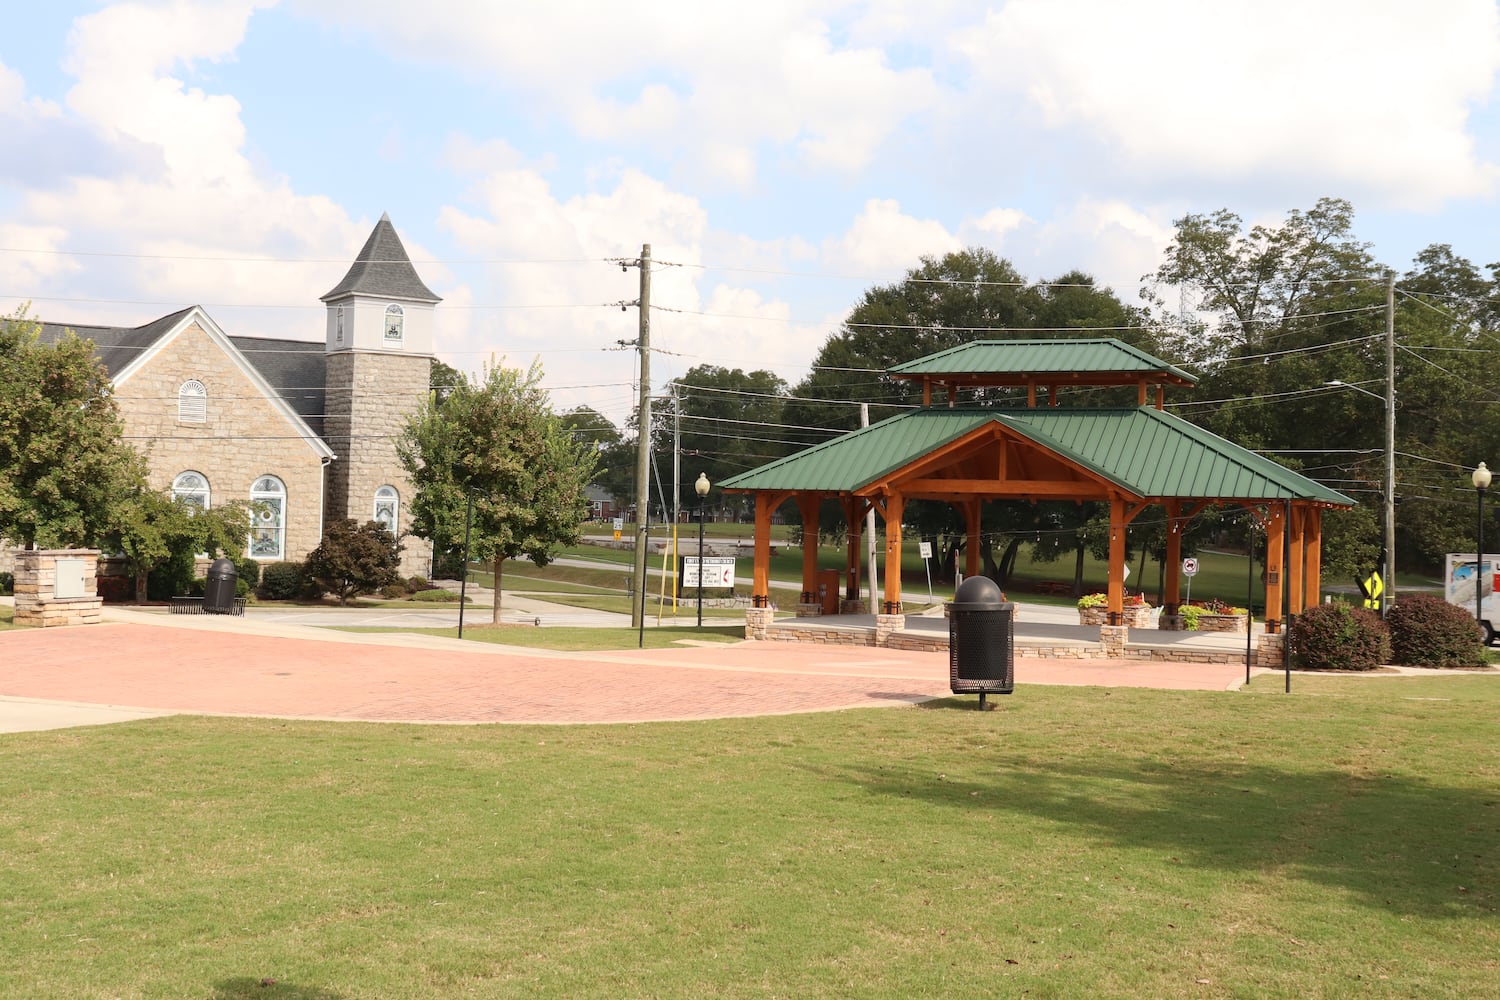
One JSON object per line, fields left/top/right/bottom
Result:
{"left": 964, "top": 499, "right": 982, "bottom": 581}
{"left": 797, "top": 494, "right": 820, "bottom": 602}
{"left": 1164, "top": 500, "right": 1183, "bottom": 613}
{"left": 882, "top": 493, "right": 905, "bottom": 614}
{"left": 1287, "top": 503, "right": 1306, "bottom": 614}
{"left": 1304, "top": 507, "right": 1323, "bottom": 611}
{"left": 1265, "top": 504, "right": 1286, "bottom": 631}
{"left": 844, "top": 498, "right": 862, "bottom": 600}
{"left": 753, "top": 492, "right": 773, "bottom": 607}
{"left": 1108, "top": 496, "right": 1127, "bottom": 622}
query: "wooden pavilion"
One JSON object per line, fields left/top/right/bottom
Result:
{"left": 721, "top": 340, "right": 1353, "bottom": 641}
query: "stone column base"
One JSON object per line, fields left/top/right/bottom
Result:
{"left": 1256, "top": 632, "right": 1286, "bottom": 669}
{"left": 13, "top": 549, "right": 103, "bottom": 627}
{"left": 874, "top": 613, "right": 906, "bottom": 646}
{"left": 745, "top": 607, "right": 775, "bottom": 640}
{"left": 795, "top": 602, "right": 823, "bottom": 617}
{"left": 1099, "top": 624, "right": 1128, "bottom": 657}
{"left": 840, "top": 598, "right": 869, "bottom": 615}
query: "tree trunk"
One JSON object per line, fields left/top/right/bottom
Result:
{"left": 492, "top": 553, "right": 505, "bottom": 625}
{"left": 997, "top": 536, "right": 1021, "bottom": 587}
{"left": 135, "top": 569, "right": 148, "bottom": 604}
{"left": 1072, "top": 543, "right": 1086, "bottom": 596}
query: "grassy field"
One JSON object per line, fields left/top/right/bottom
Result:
{"left": 1, "top": 674, "right": 1495, "bottom": 999}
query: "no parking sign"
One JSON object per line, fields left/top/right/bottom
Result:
{"left": 1182, "top": 558, "right": 1199, "bottom": 577}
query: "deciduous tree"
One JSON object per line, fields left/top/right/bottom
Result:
{"left": 398, "top": 359, "right": 597, "bottom": 624}
{"left": 303, "top": 518, "right": 401, "bottom": 605}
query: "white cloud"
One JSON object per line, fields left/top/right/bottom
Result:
{"left": 954, "top": 0, "right": 1500, "bottom": 207}
{"left": 820, "top": 198, "right": 962, "bottom": 274}
{"left": 291, "top": 0, "right": 942, "bottom": 187}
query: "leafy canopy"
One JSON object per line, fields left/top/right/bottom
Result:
{"left": 0, "top": 309, "right": 146, "bottom": 548}
{"left": 398, "top": 359, "right": 597, "bottom": 622}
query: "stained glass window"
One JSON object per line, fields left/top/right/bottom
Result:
{"left": 384, "top": 303, "right": 404, "bottom": 342}
{"left": 172, "top": 471, "right": 210, "bottom": 509}
{"left": 374, "top": 485, "right": 399, "bottom": 537}
{"left": 250, "top": 475, "right": 286, "bottom": 559}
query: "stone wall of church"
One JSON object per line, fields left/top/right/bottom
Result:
{"left": 116, "top": 322, "right": 327, "bottom": 566}
{"left": 324, "top": 350, "right": 433, "bottom": 578}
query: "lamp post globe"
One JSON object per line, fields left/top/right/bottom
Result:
{"left": 1475, "top": 463, "right": 1492, "bottom": 640}
{"left": 695, "top": 474, "right": 711, "bottom": 628}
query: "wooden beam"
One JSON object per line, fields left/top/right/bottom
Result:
{"left": 1305, "top": 506, "right": 1323, "bottom": 610}
{"left": 1108, "top": 496, "right": 1127, "bottom": 619}
{"left": 1164, "top": 499, "right": 1183, "bottom": 612}
{"left": 797, "top": 494, "right": 820, "bottom": 602}
{"left": 752, "top": 492, "right": 774, "bottom": 606}
{"left": 1265, "top": 504, "right": 1285, "bottom": 631}
{"left": 1287, "top": 503, "right": 1305, "bottom": 615}
{"left": 882, "top": 492, "right": 905, "bottom": 614}
{"left": 900, "top": 477, "right": 1115, "bottom": 498}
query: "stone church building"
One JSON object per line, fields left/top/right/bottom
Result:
{"left": 34, "top": 214, "right": 439, "bottom": 578}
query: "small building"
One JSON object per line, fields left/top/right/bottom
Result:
{"left": 25, "top": 214, "right": 439, "bottom": 578}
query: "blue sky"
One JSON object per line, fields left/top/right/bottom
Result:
{"left": 3, "top": 1, "right": 1500, "bottom": 424}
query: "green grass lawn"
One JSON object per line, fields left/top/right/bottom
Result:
{"left": 0, "top": 603, "right": 14, "bottom": 629}
{"left": 1, "top": 675, "right": 1495, "bottom": 999}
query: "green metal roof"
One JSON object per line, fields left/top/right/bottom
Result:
{"left": 887, "top": 338, "right": 1197, "bottom": 385}
{"left": 721, "top": 406, "right": 1353, "bottom": 506}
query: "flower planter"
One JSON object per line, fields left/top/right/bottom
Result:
{"left": 1190, "top": 613, "right": 1249, "bottom": 634}
{"left": 1078, "top": 604, "right": 1154, "bottom": 628}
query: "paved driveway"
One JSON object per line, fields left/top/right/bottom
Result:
{"left": 0, "top": 610, "right": 1256, "bottom": 731}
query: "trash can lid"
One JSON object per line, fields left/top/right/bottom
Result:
{"left": 208, "top": 557, "right": 236, "bottom": 575}
{"left": 952, "top": 575, "right": 1005, "bottom": 608}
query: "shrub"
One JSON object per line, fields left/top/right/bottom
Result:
{"left": 1290, "top": 600, "right": 1390, "bottom": 671}
{"left": 379, "top": 582, "right": 410, "bottom": 599}
{"left": 1386, "top": 593, "right": 1484, "bottom": 667}
{"left": 232, "top": 556, "right": 261, "bottom": 593}
{"left": 1077, "top": 593, "right": 1107, "bottom": 609}
{"left": 410, "top": 588, "right": 469, "bottom": 603}
{"left": 96, "top": 574, "right": 133, "bottom": 603}
{"left": 303, "top": 519, "right": 401, "bottom": 605}
{"left": 258, "top": 561, "right": 306, "bottom": 601}
{"left": 147, "top": 551, "right": 198, "bottom": 601}
{"left": 0, "top": 571, "right": 12, "bottom": 596}
{"left": 407, "top": 575, "right": 438, "bottom": 592}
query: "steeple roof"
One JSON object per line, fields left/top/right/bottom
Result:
{"left": 320, "top": 213, "right": 441, "bottom": 303}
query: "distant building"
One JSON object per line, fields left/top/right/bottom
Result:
{"left": 29, "top": 214, "right": 438, "bottom": 577}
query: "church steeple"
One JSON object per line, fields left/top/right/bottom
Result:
{"left": 322, "top": 214, "right": 438, "bottom": 355}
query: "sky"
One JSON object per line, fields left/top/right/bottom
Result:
{"left": 3, "top": 0, "right": 1500, "bottom": 426}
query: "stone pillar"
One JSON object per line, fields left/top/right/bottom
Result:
{"left": 839, "top": 598, "right": 869, "bottom": 615}
{"left": 1100, "top": 624, "right": 1128, "bottom": 657}
{"left": 13, "top": 549, "right": 103, "bottom": 627}
{"left": 874, "top": 612, "right": 905, "bottom": 647}
{"left": 745, "top": 607, "right": 775, "bottom": 640}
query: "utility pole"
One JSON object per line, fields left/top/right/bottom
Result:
{"left": 1384, "top": 269, "right": 1397, "bottom": 615}
{"left": 626, "top": 244, "right": 652, "bottom": 628}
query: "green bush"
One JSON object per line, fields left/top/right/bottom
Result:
{"left": 410, "top": 588, "right": 469, "bottom": 603}
{"left": 379, "top": 582, "right": 410, "bottom": 599}
{"left": 0, "top": 571, "right": 11, "bottom": 596}
{"left": 407, "top": 575, "right": 438, "bottom": 592}
{"left": 147, "top": 550, "right": 198, "bottom": 601}
{"left": 232, "top": 556, "right": 261, "bottom": 592}
{"left": 258, "top": 561, "right": 306, "bottom": 601}
{"left": 1386, "top": 593, "right": 1484, "bottom": 667}
{"left": 1290, "top": 600, "right": 1390, "bottom": 671}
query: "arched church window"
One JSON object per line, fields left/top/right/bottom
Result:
{"left": 172, "top": 471, "right": 210, "bottom": 509}
{"left": 374, "top": 485, "right": 399, "bottom": 537}
{"left": 250, "top": 475, "right": 287, "bottom": 559}
{"left": 178, "top": 380, "right": 206, "bottom": 423}
{"left": 384, "top": 304, "right": 404, "bottom": 342}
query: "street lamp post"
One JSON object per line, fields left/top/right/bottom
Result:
{"left": 695, "top": 473, "right": 710, "bottom": 628}
{"left": 1474, "top": 463, "right": 1491, "bottom": 640}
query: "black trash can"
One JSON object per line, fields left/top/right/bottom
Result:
{"left": 948, "top": 576, "right": 1015, "bottom": 702}
{"left": 204, "top": 558, "right": 238, "bottom": 614}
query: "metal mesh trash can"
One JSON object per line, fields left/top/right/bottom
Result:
{"left": 948, "top": 576, "right": 1014, "bottom": 703}
{"left": 204, "top": 558, "right": 239, "bottom": 614}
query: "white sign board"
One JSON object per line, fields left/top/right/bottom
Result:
{"left": 918, "top": 541, "right": 933, "bottom": 559}
{"left": 612, "top": 517, "right": 624, "bottom": 532}
{"left": 1182, "top": 558, "right": 1199, "bottom": 577}
{"left": 683, "top": 556, "right": 735, "bottom": 589}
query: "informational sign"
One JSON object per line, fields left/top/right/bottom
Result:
{"left": 1182, "top": 558, "right": 1199, "bottom": 577}
{"left": 683, "top": 556, "right": 735, "bottom": 589}
{"left": 918, "top": 541, "right": 933, "bottom": 559}
{"left": 612, "top": 516, "right": 623, "bottom": 541}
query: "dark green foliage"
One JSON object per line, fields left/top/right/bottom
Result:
{"left": 0, "top": 571, "right": 11, "bottom": 595}
{"left": 1386, "top": 593, "right": 1484, "bottom": 667}
{"left": 303, "top": 519, "right": 402, "bottom": 605}
{"left": 147, "top": 550, "right": 198, "bottom": 601}
{"left": 257, "top": 561, "right": 306, "bottom": 601}
{"left": 406, "top": 575, "right": 437, "bottom": 592}
{"left": 410, "top": 588, "right": 467, "bottom": 602}
{"left": 232, "top": 556, "right": 260, "bottom": 592}
{"left": 1290, "top": 601, "right": 1390, "bottom": 671}
{"left": 379, "top": 582, "right": 410, "bottom": 599}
